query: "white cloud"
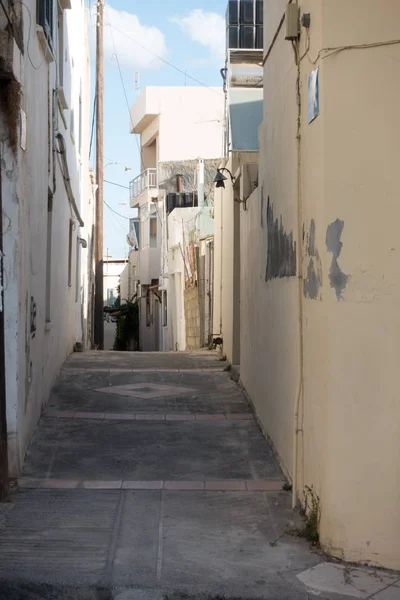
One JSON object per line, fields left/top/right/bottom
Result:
{"left": 90, "top": 4, "right": 167, "bottom": 70}
{"left": 170, "top": 9, "right": 225, "bottom": 61}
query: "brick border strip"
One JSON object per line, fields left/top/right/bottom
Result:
{"left": 62, "top": 368, "right": 225, "bottom": 374}
{"left": 45, "top": 411, "right": 254, "bottom": 422}
{"left": 18, "top": 479, "right": 285, "bottom": 492}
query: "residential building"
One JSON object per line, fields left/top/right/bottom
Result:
{"left": 0, "top": 0, "right": 94, "bottom": 478}
{"left": 103, "top": 258, "right": 127, "bottom": 306}
{"left": 129, "top": 87, "right": 224, "bottom": 351}
{"left": 119, "top": 217, "right": 140, "bottom": 305}
{"left": 213, "top": 0, "right": 263, "bottom": 365}
{"left": 227, "top": 0, "right": 400, "bottom": 570}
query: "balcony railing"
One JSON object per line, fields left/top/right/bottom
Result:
{"left": 130, "top": 168, "right": 157, "bottom": 201}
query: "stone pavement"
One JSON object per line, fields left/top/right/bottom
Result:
{"left": 0, "top": 351, "right": 398, "bottom": 600}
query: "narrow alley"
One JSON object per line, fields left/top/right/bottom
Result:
{"left": 0, "top": 350, "right": 371, "bottom": 600}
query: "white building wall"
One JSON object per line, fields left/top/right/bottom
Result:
{"left": 131, "top": 87, "right": 225, "bottom": 163}
{"left": 1, "top": 0, "right": 92, "bottom": 475}
{"left": 103, "top": 260, "right": 126, "bottom": 305}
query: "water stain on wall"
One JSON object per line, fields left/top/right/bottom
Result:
{"left": 326, "top": 218, "right": 349, "bottom": 300}
{"left": 303, "top": 219, "right": 323, "bottom": 300}
{"left": 260, "top": 186, "right": 264, "bottom": 228}
{"left": 265, "top": 196, "right": 297, "bottom": 281}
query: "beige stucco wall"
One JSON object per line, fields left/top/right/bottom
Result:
{"left": 213, "top": 153, "right": 258, "bottom": 365}
{"left": 239, "top": 0, "right": 400, "bottom": 569}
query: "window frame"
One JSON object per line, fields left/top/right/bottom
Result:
{"left": 37, "top": 0, "right": 54, "bottom": 47}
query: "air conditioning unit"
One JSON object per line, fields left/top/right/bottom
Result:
{"left": 0, "top": 31, "right": 21, "bottom": 82}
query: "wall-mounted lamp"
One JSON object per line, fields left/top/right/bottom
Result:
{"left": 213, "top": 168, "right": 236, "bottom": 189}
{"left": 213, "top": 168, "right": 249, "bottom": 210}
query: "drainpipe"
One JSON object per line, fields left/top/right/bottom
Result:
{"left": 292, "top": 38, "right": 304, "bottom": 509}
{"left": 0, "top": 147, "right": 9, "bottom": 501}
{"left": 56, "top": 133, "right": 84, "bottom": 227}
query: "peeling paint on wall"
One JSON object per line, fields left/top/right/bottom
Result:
{"left": 326, "top": 219, "right": 349, "bottom": 300}
{"left": 260, "top": 186, "right": 264, "bottom": 228}
{"left": 265, "top": 196, "right": 297, "bottom": 281}
{"left": 303, "top": 219, "right": 323, "bottom": 300}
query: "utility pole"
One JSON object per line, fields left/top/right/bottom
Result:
{"left": 94, "top": 0, "right": 104, "bottom": 349}
{"left": 0, "top": 149, "right": 9, "bottom": 501}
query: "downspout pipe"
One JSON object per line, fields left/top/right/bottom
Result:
{"left": 56, "top": 133, "right": 84, "bottom": 227}
{"left": 0, "top": 145, "right": 9, "bottom": 501}
{"left": 293, "top": 38, "right": 304, "bottom": 509}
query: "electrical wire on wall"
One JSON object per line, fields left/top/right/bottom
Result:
{"left": 301, "top": 37, "right": 400, "bottom": 65}
{"left": 20, "top": 1, "right": 48, "bottom": 70}
{"left": 106, "top": 22, "right": 223, "bottom": 95}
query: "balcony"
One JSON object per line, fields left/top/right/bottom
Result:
{"left": 130, "top": 168, "right": 157, "bottom": 204}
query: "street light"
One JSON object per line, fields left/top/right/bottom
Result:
{"left": 213, "top": 167, "right": 236, "bottom": 189}
{"left": 213, "top": 167, "right": 249, "bottom": 210}
{"left": 104, "top": 161, "right": 132, "bottom": 172}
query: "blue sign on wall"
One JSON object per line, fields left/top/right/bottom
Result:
{"left": 308, "top": 67, "right": 320, "bottom": 124}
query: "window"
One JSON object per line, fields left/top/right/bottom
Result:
{"left": 58, "top": 4, "right": 64, "bottom": 86}
{"left": 163, "top": 291, "right": 167, "bottom": 327}
{"left": 68, "top": 220, "right": 73, "bottom": 287}
{"left": 75, "top": 238, "right": 80, "bottom": 303}
{"left": 150, "top": 214, "right": 157, "bottom": 248}
{"left": 146, "top": 288, "right": 151, "bottom": 327}
{"left": 45, "top": 192, "right": 53, "bottom": 323}
{"left": 78, "top": 91, "right": 82, "bottom": 155}
{"left": 37, "top": 0, "right": 54, "bottom": 45}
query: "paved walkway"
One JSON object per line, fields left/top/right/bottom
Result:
{"left": 0, "top": 351, "right": 397, "bottom": 600}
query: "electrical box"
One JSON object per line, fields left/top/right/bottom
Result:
{"left": 285, "top": 3, "right": 299, "bottom": 40}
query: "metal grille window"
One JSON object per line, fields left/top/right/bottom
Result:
{"left": 37, "top": 0, "right": 54, "bottom": 45}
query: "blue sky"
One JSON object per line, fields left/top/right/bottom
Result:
{"left": 87, "top": 0, "right": 227, "bottom": 258}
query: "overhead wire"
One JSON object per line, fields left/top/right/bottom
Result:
{"left": 106, "top": 22, "right": 223, "bottom": 96}
{"left": 89, "top": 95, "right": 96, "bottom": 161}
{"left": 104, "top": 0, "right": 144, "bottom": 180}
{"left": 104, "top": 179, "right": 130, "bottom": 190}
{"left": 104, "top": 200, "right": 129, "bottom": 220}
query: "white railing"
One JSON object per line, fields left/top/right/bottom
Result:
{"left": 130, "top": 168, "right": 157, "bottom": 200}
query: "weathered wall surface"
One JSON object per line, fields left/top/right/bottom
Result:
{"left": 239, "top": 0, "right": 400, "bottom": 569}
{"left": 1, "top": 0, "right": 92, "bottom": 475}
{"left": 184, "top": 284, "right": 200, "bottom": 349}
{"left": 213, "top": 153, "right": 258, "bottom": 365}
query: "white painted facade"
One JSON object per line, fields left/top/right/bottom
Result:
{"left": 164, "top": 207, "right": 200, "bottom": 352}
{"left": 0, "top": 0, "right": 93, "bottom": 476}
{"left": 129, "top": 87, "right": 224, "bottom": 352}
{"left": 103, "top": 259, "right": 126, "bottom": 306}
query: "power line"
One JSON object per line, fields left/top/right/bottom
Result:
{"left": 104, "top": 200, "right": 129, "bottom": 220}
{"left": 89, "top": 95, "right": 96, "bottom": 161}
{"left": 104, "top": 179, "right": 130, "bottom": 190}
{"left": 106, "top": 22, "right": 223, "bottom": 95}
{"left": 104, "top": 2, "right": 144, "bottom": 170}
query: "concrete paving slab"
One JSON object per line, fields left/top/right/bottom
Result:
{"left": 0, "top": 490, "right": 120, "bottom": 585}
{"left": 3, "top": 350, "right": 390, "bottom": 600}
{"left": 159, "top": 490, "right": 322, "bottom": 596}
{"left": 23, "top": 419, "right": 281, "bottom": 481}
{"left": 297, "top": 563, "right": 399, "bottom": 598}
{"left": 370, "top": 584, "right": 400, "bottom": 599}
{"left": 112, "top": 491, "right": 161, "bottom": 586}
{"left": 65, "top": 351, "right": 226, "bottom": 371}
{"left": 50, "top": 371, "right": 249, "bottom": 415}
